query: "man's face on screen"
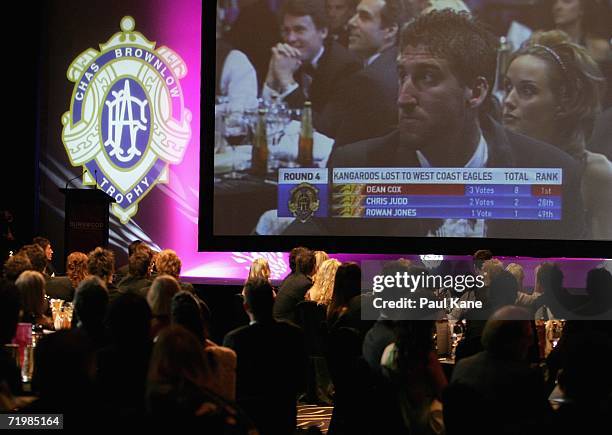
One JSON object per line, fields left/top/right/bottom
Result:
{"left": 327, "top": 0, "right": 355, "bottom": 31}
{"left": 281, "top": 14, "right": 328, "bottom": 63}
{"left": 397, "top": 45, "right": 469, "bottom": 150}
{"left": 552, "top": 0, "right": 583, "bottom": 28}
{"left": 348, "top": 0, "right": 387, "bottom": 58}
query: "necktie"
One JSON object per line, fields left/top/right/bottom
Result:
{"left": 298, "top": 63, "right": 315, "bottom": 100}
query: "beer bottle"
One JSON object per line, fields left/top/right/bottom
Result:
{"left": 251, "top": 108, "right": 269, "bottom": 176}
{"left": 297, "top": 101, "right": 313, "bottom": 167}
{"left": 493, "top": 36, "right": 511, "bottom": 102}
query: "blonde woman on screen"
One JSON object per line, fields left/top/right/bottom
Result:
{"left": 502, "top": 31, "right": 612, "bottom": 239}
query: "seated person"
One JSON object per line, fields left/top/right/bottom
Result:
{"left": 155, "top": 249, "right": 194, "bottom": 293}
{"left": 32, "top": 236, "right": 56, "bottom": 276}
{"left": 224, "top": 279, "right": 306, "bottom": 435}
{"left": 17, "top": 244, "right": 47, "bottom": 274}
{"left": 273, "top": 249, "right": 315, "bottom": 323}
{"left": 171, "top": 291, "right": 237, "bottom": 401}
{"left": 115, "top": 240, "right": 145, "bottom": 282}
{"left": 306, "top": 258, "right": 341, "bottom": 305}
{"left": 246, "top": 257, "right": 272, "bottom": 283}
{"left": 326, "top": 0, "right": 357, "bottom": 47}
{"left": 2, "top": 254, "right": 31, "bottom": 282}
{"left": 73, "top": 276, "right": 109, "bottom": 350}
{"left": 321, "top": 0, "right": 404, "bottom": 145}
{"left": 21, "top": 330, "right": 101, "bottom": 429}
{"left": 46, "top": 251, "right": 89, "bottom": 302}
{"left": 147, "top": 325, "right": 256, "bottom": 432}
{"left": 262, "top": 0, "right": 360, "bottom": 117}
{"left": 215, "top": 37, "right": 258, "bottom": 108}
{"left": 118, "top": 247, "right": 153, "bottom": 297}
{"left": 549, "top": 0, "right": 611, "bottom": 63}
{"left": 502, "top": 30, "right": 612, "bottom": 239}
{"left": 15, "top": 271, "right": 53, "bottom": 330}
{"left": 285, "top": 10, "right": 585, "bottom": 240}
{"left": 147, "top": 275, "right": 181, "bottom": 339}
{"left": 87, "top": 247, "right": 119, "bottom": 302}
{"left": 0, "top": 279, "right": 21, "bottom": 398}
{"left": 451, "top": 306, "right": 551, "bottom": 431}
{"left": 96, "top": 292, "right": 152, "bottom": 419}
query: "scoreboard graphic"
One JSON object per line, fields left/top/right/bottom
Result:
{"left": 279, "top": 168, "right": 562, "bottom": 221}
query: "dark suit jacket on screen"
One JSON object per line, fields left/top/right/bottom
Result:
{"left": 284, "top": 41, "right": 360, "bottom": 117}
{"left": 321, "top": 46, "right": 399, "bottom": 146}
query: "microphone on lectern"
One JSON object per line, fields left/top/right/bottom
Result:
{"left": 65, "top": 169, "right": 88, "bottom": 190}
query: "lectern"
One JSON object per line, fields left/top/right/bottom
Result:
{"left": 60, "top": 188, "right": 115, "bottom": 259}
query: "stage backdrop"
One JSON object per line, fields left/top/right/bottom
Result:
{"left": 36, "top": 0, "right": 609, "bottom": 283}
{"left": 38, "top": 0, "right": 296, "bottom": 280}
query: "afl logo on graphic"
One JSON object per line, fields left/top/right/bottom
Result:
{"left": 61, "top": 16, "right": 192, "bottom": 223}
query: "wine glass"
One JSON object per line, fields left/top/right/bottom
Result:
{"left": 222, "top": 104, "right": 249, "bottom": 179}
{"left": 266, "top": 102, "right": 291, "bottom": 170}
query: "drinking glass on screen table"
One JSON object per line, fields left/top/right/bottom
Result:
{"left": 266, "top": 102, "right": 291, "bottom": 170}
{"left": 222, "top": 102, "right": 249, "bottom": 179}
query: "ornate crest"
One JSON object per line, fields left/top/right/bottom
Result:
{"left": 288, "top": 183, "right": 320, "bottom": 223}
{"left": 61, "top": 16, "right": 192, "bottom": 223}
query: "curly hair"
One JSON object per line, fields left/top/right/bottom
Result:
{"left": 129, "top": 249, "right": 152, "bottom": 278}
{"left": 309, "top": 258, "right": 341, "bottom": 306}
{"left": 3, "top": 254, "right": 32, "bottom": 281}
{"left": 247, "top": 258, "right": 271, "bottom": 282}
{"left": 87, "top": 247, "right": 115, "bottom": 282}
{"left": 156, "top": 249, "right": 182, "bottom": 279}
{"left": 32, "top": 237, "right": 51, "bottom": 251}
{"left": 66, "top": 252, "right": 89, "bottom": 289}
{"left": 400, "top": 10, "right": 497, "bottom": 91}
{"left": 510, "top": 30, "right": 606, "bottom": 158}
{"left": 313, "top": 251, "right": 329, "bottom": 274}
{"left": 18, "top": 244, "right": 47, "bottom": 274}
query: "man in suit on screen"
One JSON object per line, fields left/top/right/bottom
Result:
{"left": 262, "top": 0, "right": 360, "bottom": 114}
{"left": 285, "top": 10, "right": 585, "bottom": 239}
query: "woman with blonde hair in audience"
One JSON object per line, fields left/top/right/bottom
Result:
{"left": 481, "top": 259, "right": 504, "bottom": 287}
{"left": 313, "top": 250, "right": 329, "bottom": 274}
{"left": 15, "top": 270, "right": 53, "bottom": 329}
{"left": 503, "top": 30, "right": 612, "bottom": 238}
{"left": 247, "top": 258, "right": 271, "bottom": 283}
{"left": 306, "top": 258, "right": 341, "bottom": 306}
{"left": 66, "top": 252, "right": 89, "bottom": 289}
{"left": 148, "top": 275, "right": 181, "bottom": 339}
{"left": 505, "top": 262, "right": 525, "bottom": 293}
